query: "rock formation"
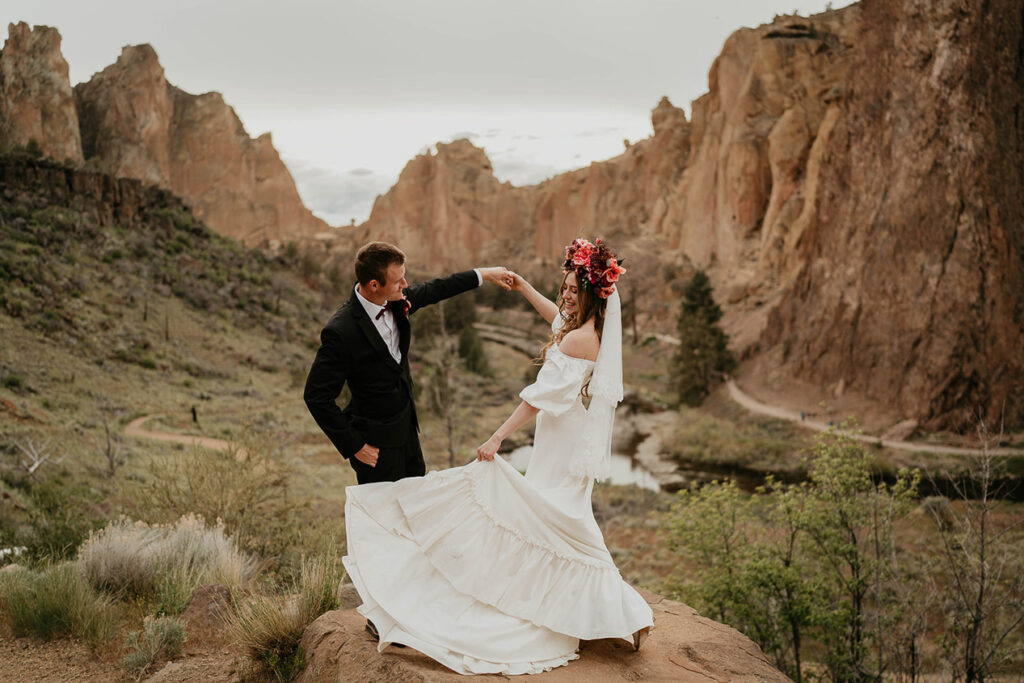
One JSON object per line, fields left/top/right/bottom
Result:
{"left": 74, "top": 44, "right": 331, "bottom": 245}
{"left": 297, "top": 588, "right": 790, "bottom": 682}
{"left": 353, "top": 139, "right": 532, "bottom": 267}
{"left": 350, "top": 2, "right": 1024, "bottom": 430}
{"left": 762, "top": 0, "right": 1024, "bottom": 430}
{"left": 0, "top": 22, "right": 82, "bottom": 163}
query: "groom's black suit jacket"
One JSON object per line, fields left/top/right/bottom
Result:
{"left": 303, "top": 270, "right": 479, "bottom": 483}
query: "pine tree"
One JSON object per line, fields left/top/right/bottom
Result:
{"left": 672, "top": 270, "right": 736, "bottom": 406}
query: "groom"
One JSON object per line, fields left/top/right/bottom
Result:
{"left": 304, "top": 241, "right": 511, "bottom": 484}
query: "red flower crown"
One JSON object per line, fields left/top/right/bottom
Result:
{"left": 562, "top": 238, "right": 626, "bottom": 299}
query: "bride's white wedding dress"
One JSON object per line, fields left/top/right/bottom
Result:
{"left": 342, "top": 292, "right": 653, "bottom": 675}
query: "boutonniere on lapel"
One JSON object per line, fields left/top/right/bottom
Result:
{"left": 389, "top": 296, "right": 411, "bottom": 317}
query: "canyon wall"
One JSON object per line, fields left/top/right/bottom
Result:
{"left": 762, "top": 0, "right": 1024, "bottom": 430}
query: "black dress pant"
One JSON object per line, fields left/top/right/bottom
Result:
{"left": 348, "top": 425, "right": 425, "bottom": 484}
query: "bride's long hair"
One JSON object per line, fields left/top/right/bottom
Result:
{"left": 538, "top": 271, "right": 607, "bottom": 396}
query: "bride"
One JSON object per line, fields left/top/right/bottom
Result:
{"left": 342, "top": 238, "right": 654, "bottom": 675}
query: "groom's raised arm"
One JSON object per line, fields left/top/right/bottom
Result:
{"left": 404, "top": 267, "right": 510, "bottom": 314}
{"left": 303, "top": 328, "right": 364, "bottom": 459}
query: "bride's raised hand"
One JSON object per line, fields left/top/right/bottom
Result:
{"left": 509, "top": 272, "right": 528, "bottom": 292}
{"left": 476, "top": 434, "right": 502, "bottom": 462}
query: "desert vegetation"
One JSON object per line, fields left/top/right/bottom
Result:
{"left": 665, "top": 427, "right": 1024, "bottom": 681}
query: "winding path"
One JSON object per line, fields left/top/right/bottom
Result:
{"left": 725, "top": 380, "right": 1019, "bottom": 457}
{"left": 124, "top": 414, "right": 240, "bottom": 454}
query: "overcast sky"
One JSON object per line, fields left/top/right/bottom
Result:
{"left": 6, "top": 0, "right": 851, "bottom": 225}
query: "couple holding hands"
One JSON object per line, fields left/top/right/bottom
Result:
{"left": 303, "top": 238, "right": 651, "bottom": 676}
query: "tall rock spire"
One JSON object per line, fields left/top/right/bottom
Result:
{"left": 0, "top": 22, "right": 83, "bottom": 163}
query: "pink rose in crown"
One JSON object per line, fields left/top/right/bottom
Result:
{"left": 571, "top": 245, "right": 594, "bottom": 266}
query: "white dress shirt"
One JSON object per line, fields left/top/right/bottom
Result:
{"left": 354, "top": 269, "right": 482, "bottom": 364}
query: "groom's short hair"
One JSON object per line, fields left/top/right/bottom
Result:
{"left": 355, "top": 241, "right": 406, "bottom": 286}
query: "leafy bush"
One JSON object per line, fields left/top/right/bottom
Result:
{"left": 0, "top": 472, "right": 107, "bottom": 564}
{"left": 0, "top": 563, "right": 119, "bottom": 650}
{"left": 131, "top": 433, "right": 303, "bottom": 571}
{"left": 665, "top": 428, "right": 920, "bottom": 682}
{"left": 121, "top": 615, "right": 186, "bottom": 680}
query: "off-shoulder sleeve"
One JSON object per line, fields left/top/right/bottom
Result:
{"left": 519, "top": 351, "right": 591, "bottom": 416}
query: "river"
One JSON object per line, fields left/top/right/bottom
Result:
{"left": 506, "top": 446, "right": 662, "bottom": 491}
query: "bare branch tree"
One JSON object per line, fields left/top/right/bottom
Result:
{"left": 926, "top": 414, "right": 1024, "bottom": 682}
{"left": 12, "top": 438, "right": 66, "bottom": 478}
{"left": 97, "top": 415, "right": 124, "bottom": 478}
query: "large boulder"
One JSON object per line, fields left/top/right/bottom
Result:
{"left": 296, "top": 589, "right": 790, "bottom": 682}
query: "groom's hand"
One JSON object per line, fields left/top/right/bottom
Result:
{"left": 353, "top": 443, "right": 379, "bottom": 467}
{"left": 478, "top": 267, "right": 514, "bottom": 291}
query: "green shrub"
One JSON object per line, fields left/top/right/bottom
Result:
{"left": 1, "top": 374, "right": 23, "bottom": 390}
{"left": 0, "top": 563, "right": 118, "bottom": 650}
{"left": 10, "top": 475, "right": 107, "bottom": 563}
{"left": 665, "top": 429, "right": 920, "bottom": 682}
{"left": 25, "top": 138, "right": 43, "bottom": 158}
{"left": 233, "top": 595, "right": 305, "bottom": 682}
{"left": 121, "top": 615, "right": 186, "bottom": 679}
{"left": 132, "top": 435, "right": 303, "bottom": 570}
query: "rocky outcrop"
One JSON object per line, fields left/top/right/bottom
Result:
{"left": 0, "top": 22, "right": 82, "bottom": 163}
{"left": 75, "top": 44, "right": 172, "bottom": 186}
{"left": 762, "top": 0, "right": 1024, "bottom": 431}
{"left": 297, "top": 589, "right": 790, "bottom": 682}
{"left": 352, "top": 139, "right": 532, "bottom": 267}
{"left": 74, "top": 44, "right": 331, "bottom": 245}
{"left": 0, "top": 154, "right": 190, "bottom": 229}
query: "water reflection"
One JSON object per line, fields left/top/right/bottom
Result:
{"left": 505, "top": 446, "right": 662, "bottom": 492}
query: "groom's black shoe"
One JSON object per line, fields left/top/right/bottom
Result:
{"left": 365, "top": 619, "right": 379, "bottom": 640}
{"left": 365, "top": 619, "right": 406, "bottom": 648}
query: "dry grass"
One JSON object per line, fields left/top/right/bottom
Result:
{"left": 0, "top": 563, "right": 119, "bottom": 650}
{"left": 232, "top": 554, "right": 344, "bottom": 681}
{"left": 121, "top": 615, "right": 186, "bottom": 680}
{"left": 77, "top": 514, "right": 256, "bottom": 613}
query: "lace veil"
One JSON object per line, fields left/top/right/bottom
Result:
{"left": 567, "top": 289, "right": 624, "bottom": 481}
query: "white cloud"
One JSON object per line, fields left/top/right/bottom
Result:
{"left": 287, "top": 159, "right": 397, "bottom": 226}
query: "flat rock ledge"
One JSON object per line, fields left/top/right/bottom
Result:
{"left": 297, "top": 588, "right": 790, "bottom": 682}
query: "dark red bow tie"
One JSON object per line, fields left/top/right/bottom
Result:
{"left": 375, "top": 307, "right": 388, "bottom": 321}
